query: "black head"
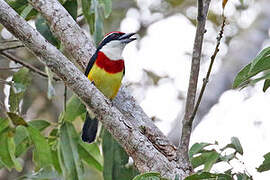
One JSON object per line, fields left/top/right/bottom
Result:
{"left": 97, "top": 31, "right": 136, "bottom": 50}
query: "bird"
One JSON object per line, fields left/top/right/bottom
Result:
{"left": 82, "top": 31, "right": 136, "bottom": 143}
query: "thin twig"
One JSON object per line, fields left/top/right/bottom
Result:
{"left": 0, "top": 51, "right": 61, "bottom": 81}
{"left": 0, "top": 79, "right": 13, "bottom": 86}
{"left": 0, "top": 100, "right": 8, "bottom": 116}
{"left": 190, "top": 16, "right": 226, "bottom": 121}
{"left": 0, "top": 44, "right": 24, "bottom": 51}
{"left": 64, "top": 85, "right": 67, "bottom": 111}
{"left": 178, "top": 0, "right": 211, "bottom": 165}
{"left": 198, "top": 0, "right": 204, "bottom": 20}
{"left": 0, "top": 39, "right": 19, "bottom": 43}
{"left": 0, "top": 100, "right": 10, "bottom": 121}
{"left": 0, "top": 66, "right": 22, "bottom": 70}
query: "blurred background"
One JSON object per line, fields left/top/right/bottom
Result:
{"left": 1, "top": 0, "right": 270, "bottom": 179}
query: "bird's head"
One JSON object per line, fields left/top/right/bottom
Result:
{"left": 98, "top": 31, "right": 136, "bottom": 60}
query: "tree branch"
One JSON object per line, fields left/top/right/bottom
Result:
{"left": 0, "top": 67, "right": 22, "bottom": 70}
{"left": 29, "top": 0, "right": 179, "bottom": 170}
{"left": 178, "top": 0, "right": 211, "bottom": 166}
{"left": 29, "top": 0, "right": 96, "bottom": 69}
{"left": 0, "top": 40, "right": 24, "bottom": 50}
{"left": 0, "top": 1, "right": 189, "bottom": 178}
{"left": 0, "top": 51, "right": 61, "bottom": 81}
{"left": 0, "top": 44, "right": 24, "bottom": 51}
{"left": 190, "top": 16, "right": 226, "bottom": 121}
{"left": 0, "top": 79, "right": 13, "bottom": 86}
{"left": 0, "top": 100, "right": 7, "bottom": 114}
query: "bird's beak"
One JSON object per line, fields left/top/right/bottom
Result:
{"left": 119, "top": 33, "right": 136, "bottom": 44}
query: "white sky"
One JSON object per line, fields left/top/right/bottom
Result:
{"left": 122, "top": 14, "right": 195, "bottom": 134}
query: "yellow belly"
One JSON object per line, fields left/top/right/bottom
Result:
{"left": 88, "top": 64, "right": 124, "bottom": 100}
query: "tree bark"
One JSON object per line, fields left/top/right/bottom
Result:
{"left": 178, "top": 0, "right": 211, "bottom": 166}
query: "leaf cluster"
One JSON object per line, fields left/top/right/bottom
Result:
{"left": 0, "top": 67, "right": 102, "bottom": 179}
{"left": 185, "top": 137, "right": 252, "bottom": 180}
{"left": 0, "top": 65, "right": 139, "bottom": 179}
{"left": 233, "top": 47, "right": 270, "bottom": 92}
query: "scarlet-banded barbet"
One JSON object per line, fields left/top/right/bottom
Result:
{"left": 82, "top": 32, "right": 136, "bottom": 143}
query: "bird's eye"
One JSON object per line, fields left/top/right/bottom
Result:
{"left": 109, "top": 34, "right": 116, "bottom": 39}
{"left": 110, "top": 33, "right": 122, "bottom": 40}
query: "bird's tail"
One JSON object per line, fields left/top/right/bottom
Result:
{"left": 81, "top": 112, "right": 98, "bottom": 143}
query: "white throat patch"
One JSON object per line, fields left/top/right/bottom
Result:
{"left": 100, "top": 40, "right": 125, "bottom": 60}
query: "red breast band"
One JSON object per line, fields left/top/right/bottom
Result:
{"left": 95, "top": 51, "right": 124, "bottom": 74}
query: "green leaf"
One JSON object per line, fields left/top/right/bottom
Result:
{"left": 14, "top": 125, "right": 30, "bottom": 157}
{"left": 7, "top": 112, "right": 27, "bottom": 126}
{"left": 24, "top": 9, "right": 38, "bottom": 21}
{"left": 13, "top": 82, "right": 26, "bottom": 93}
{"left": 28, "top": 119, "right": 50, "bottom": 131}
{"left": 64, "top": 95, "right": 86, "bottom": 122}
{"left": 231, "top": 137, "right": 243, "bottom": 155}
{"left": 239, "top": 0, "right": 244, "bottom": 5}
{"left": 35, "top": 16, "right": 60, "bottom": 47}
{"left": 7, "top": 0, "right": 37, "bottom": 20}
{"left": 20, "top": 4, "right": 33, "bottom": 19}
{"left": 99, "top": 0, "right": 112, "bottom": 18}
{"left": 27, "top": 125, "right": 53, "bottom": 169}
{"left": 185, "top": 172, "right": 232, "bottom": 180}
{"left": 236, "top": 173, "right": 252, "bottom": 180}
{"left": 47, "top": 128, "right": 62, "bottom": 174}
{"left": 63, "top": 0, "right": 78, "bottom": 20}
{"left": 174, "top": 174, "right": 180, "bottom": 180}
{"left": 257, "top": 152, "right": 270, "bottom": 172}
{"left": 249, "top": 47, "right": 270, "bottom": 73}
{"left": 221, "top": 137, "right": 243, "bottom": 155}
{"left": 93, "top": 0, "right": 104, "bottom": 45}
{"left": 82, "top": 0, "right": 95, "bottom": 34}
{"left": 0, "top": 131, "right": 22, "bottom": 171}
{"left": 102, "top": 129, "right": 139, "bottom": 180}
{"left": 190, "top": 150, "right": 219, "bottom": 171}
{"left": 6, "top": 0, "right": 28, "bottom": 13}
{"left": 14, "top": 120, "right": 50, "bottom": 157}
{"left": 6, "top": 132, "right": 23, "bottom": 172}
{"left": 9, "top": 67, "right": 32, "bottom": 112}
{"left": 0, "top": 118, "right": 9, "bottom": 135}
{"left": 51, "top": 142, "right": 62, "bottom": 174}
{"left": 59, "top": 122, "right": 83, "bottom": 180}
{"left": 249, "top": 56, "right": 270, "bottom": 75}
{"left": 233, "top": 47, "right": 270, "bottom": 88}
{"left": 233, "top": 64, "right": 252, "bottom": 89}
{"left": 165, "top": 0, "right": 184, "bottom": 6}
{"left": 263, "top": 79, "right": 270, "bottom": 92}
{"left": 239, "top": 71, "right": 270, "bottom": 90}
{"left": 78, "top": 141, "right": 103, "bottom": 171}
{"left": 222, "top": 137, "right": 243, "bottom": 155}
{"left": 219, "top": 153, "right": 236, "bottom": 162}
{"left": 132, "top": 172, "right": 163, "bottom": 180}
{"left": 45, "top": 66, "right": 56, "bottom": 99}
{"left": 204, "top": 151, "right": 219, "bottom": 172}
{"left": 189, "top": 142, "right": 213, "bottom": 159}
